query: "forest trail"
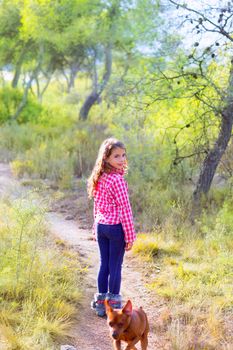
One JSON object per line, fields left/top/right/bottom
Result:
{"left": 0, "top": 163, "right": 170, "bottom": 350}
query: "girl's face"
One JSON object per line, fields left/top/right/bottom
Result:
{"left": 106, "top": 147, "right": 126, "bottom": 170}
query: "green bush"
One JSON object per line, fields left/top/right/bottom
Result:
{"left": 4, "top": 121, "right": 106, "bottom": 185}
{"left": 215, "top": 200, "right": 233, "bottom": 236}
{"left": 0, "top": 87, "right": 42, "bottom": 124}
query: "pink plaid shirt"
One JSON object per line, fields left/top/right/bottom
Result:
{"left": 93, "top": 169, "right": 136, "bottom": 243}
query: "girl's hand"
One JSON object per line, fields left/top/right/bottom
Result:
{"left": 125, "top": 242, "right": 133, "bottom": 251}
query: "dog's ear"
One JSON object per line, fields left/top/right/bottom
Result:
{"left": 104, "top": 299, "right": 113, "bottom": 313}
{"left": 122, "top": 300, "right": 132, "bottom": 316}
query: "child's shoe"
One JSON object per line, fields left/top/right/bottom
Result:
{"left": 106, "top": 293, "right": 122, "bottom": 309}
{"left": 91, "top": 293, "right": 107, "bottom": 317}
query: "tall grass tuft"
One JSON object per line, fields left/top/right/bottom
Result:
{"left": 0, "top": 195, "right": 85, "bottom": 349}
{"left": 133, "top": 222, "right": 233, "bottom": 348}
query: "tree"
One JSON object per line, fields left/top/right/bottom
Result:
{"left": 0, "top": 0, "right": 97, "bottom": 109}
{"left": 19, "top": 0, "right": 106, "bottom": 113}
{"left": 164, "top": 0, "right": 233, "bottom": 215}
{"left": 79, "top": 0, "right": 127, "bottom": 120}
{"left": 79, "top": 0, "right": 163, "bottom": 120}
{"left": 0, "top": 0, "right": 33, "bottom": 88}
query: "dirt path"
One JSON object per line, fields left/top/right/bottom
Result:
{"left": 48, "top": 213, "right": 163, "bottom": 350}
{"left": 0, "top": 163, "right": 168, "bottom": 350}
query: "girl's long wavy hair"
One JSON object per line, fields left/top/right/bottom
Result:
{"left": 87, "top": 138, "right": 127, "bottom": 198}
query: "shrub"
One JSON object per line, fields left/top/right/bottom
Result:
{"left": 0, "top": 87, "right": 42, "bottom": 124}
{"left": 215, "top": 199, "right": 233, "bottom": 236}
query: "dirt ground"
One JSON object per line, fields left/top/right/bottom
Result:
{"left": 0, "top": 163, "right": 171, "bottom": 350}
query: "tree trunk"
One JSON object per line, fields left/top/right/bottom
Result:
{"left": 67, "top": 63, "right": 79, "bottom": 93}
{"left": 11, "top": 71, "right": 37, "bottom": 120}
{"left": 11, "top": 45, "right": 43, "bottom": 120}
{"left": 192, "top": 59, "right": 233, "bottom": 216}
{"left": 79, "top": 44, "right": 112, "bottom": 120}
{"left": 35, "top": 71, "right": 53, "bottom": 103}
{"left": 12, "top": 62, "right": 22, "bottom": 88}
{"left": 11, "top": 43, "right": 30, "bottom": 88}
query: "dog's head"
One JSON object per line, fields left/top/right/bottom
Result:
{"left": 104, "top": 299, "right": 132, "bottom": 340}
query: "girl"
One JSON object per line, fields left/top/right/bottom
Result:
{"left": 87, "top": 138, "right": 136, "bottom": 317}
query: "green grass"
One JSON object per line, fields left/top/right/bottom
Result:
{"left": 0, "top": 196, "right": 85, "bottom": 349}
{"left": 133, "top": 230, "right": 233, "bottom": 349}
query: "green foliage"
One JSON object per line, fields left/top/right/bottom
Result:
{"left": 215, "top": 199, "right": 233, "bottom": 236}
{"left": 0, "top": 122, "right": 40, "bottom": 161}
{"left": 0, "top": 0, "right": 22, "bottom": 66}
{"left": 11, "top": 136, "right": 76, "bottom": 186}
{"left": 20, "top": 0, "right": 98, "bottom": 46}
{"left": 0, "top": 116, "right": 106, "bottom": 186}
{"left": 0, "top": 87, "right": 42, "bottom": 124}
{"left": 101, "top": 98, "right": 196, "bottom": 229}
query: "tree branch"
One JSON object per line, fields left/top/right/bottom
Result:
{"left": 169, "top": 0, "right": 233, "bottom": 42}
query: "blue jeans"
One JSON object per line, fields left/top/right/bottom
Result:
{"left": 97, "top": 223, "right": 125, "bottom": 294}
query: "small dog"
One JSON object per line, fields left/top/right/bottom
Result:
{"left": 105, "top": 299, "right": 149, "bottom": 350}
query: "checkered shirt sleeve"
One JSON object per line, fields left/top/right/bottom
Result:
{"left": 110, "top": 176, "right": 136, "bottom": 243}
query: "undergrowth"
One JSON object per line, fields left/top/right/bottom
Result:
{"left": 133, "top": 215, "right": 233, "bottom": 349}
{"left": 0, "top": 195, "right": 85, "bottom": 350}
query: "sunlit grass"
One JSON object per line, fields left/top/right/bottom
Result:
{"left": 133, "top": 234, "right": 159, "bottom": 259}
{"left": 133, "top": 230, "right": 233, "bottom": 348}
{"left": 0, "top": 197, "right": 85, "bottom": 349}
